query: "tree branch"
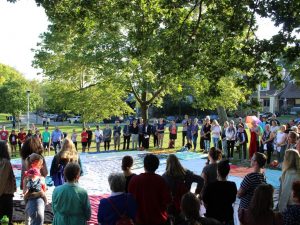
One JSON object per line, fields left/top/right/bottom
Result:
{"left": 64, "top": 81, "right": 102, "bottom": 95}
{"left": 178, "top": 0, "right": 200, "bottom": 38}
{"left": 129, "top": 81, "right": 142, "bottom": 103}
{"left": 246, "top": 0, "right": 259, "bottom": 41}
{"left": 146, "top": 85, "right": 165, "bottom": 105}
{"left": 193, "top": 0, "right": 203, "bottom": 37}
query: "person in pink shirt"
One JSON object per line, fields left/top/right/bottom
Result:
{"left": 0, "top": 126, "right": 9, "bottom": 142}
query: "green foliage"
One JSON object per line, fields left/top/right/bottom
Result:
{"left": 40, "top": 80, "right": 132, "bottom": 122}
{"left": 0, "top": 64, "right": 42, "bottom": 116}
{"left": 32, "top": 0, "right": 300, "bottom": 119}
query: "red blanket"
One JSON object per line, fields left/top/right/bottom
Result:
{"left": 12, "top": 194, "right": 109, "bottom": 224}
{"left": 88, "top": 194, "right": 110, "bottom": 225}
{"left": 229, "top": 165, "right": 253, "bottom": 178}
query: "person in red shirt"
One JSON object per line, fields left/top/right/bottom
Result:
{"left": 128, "top": 154, "right": 171, "bottom": 225}
{"left": 18, "top": 128, "right": 27, "bottom": 151}
{"left": 0, "top": 126, "right": 9, "bottom": 142}
{"left": 81, "top": 128, "right": 88, "bottom": 153}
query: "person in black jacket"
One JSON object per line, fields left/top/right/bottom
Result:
{"left": 162, "top": 154, "right": 204, "bottom": 224}
{"left": 142, "top": 120, "right": 152, "bottom": 150}
{"left": 152, "top": 119, "right": 158, "bottom": 148}
{"left": 202, "top": 159, "right": 237, "bottom": 224}
{"left": 123, "top": 121, "right": 131, "bottom": 150}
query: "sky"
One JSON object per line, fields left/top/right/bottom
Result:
{"left": 0, "top": 0, "right": 283, "bottom": 80}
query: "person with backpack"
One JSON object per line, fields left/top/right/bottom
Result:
{"left": 50, "top": 138, "right": 83, "bottom": 187}
{"left": 162, "top": 154, "right": 204, "bottom": 224}
{"left": 98, "top": 173, "right": 137, "bottom": 225}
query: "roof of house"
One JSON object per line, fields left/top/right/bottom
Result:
{"left": 260, "top": 89, "right": 280, "bottom": 97}
{"left": 280, "top": 82, "right": 300, "bottom": 99}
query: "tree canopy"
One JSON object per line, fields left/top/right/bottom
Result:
{"left": 0, "top": 64, "right": 42, "bottom": 118}
{"left": 31, "top": 0, "right": 300, "bottom": 120}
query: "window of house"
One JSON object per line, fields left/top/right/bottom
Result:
{"left": 263, "top": 99, "right": 270, "bottom": 107}
{"left": 296, "top": 99, "right": 300, "bottom": 105}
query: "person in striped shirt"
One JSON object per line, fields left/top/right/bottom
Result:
{"left": 237, "top": 152, "right": 267, "bottom": 210}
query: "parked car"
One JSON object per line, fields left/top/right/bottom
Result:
{"left": 124, "top": 116, "right": 136, "bottom": 124}
{"left": 68, "top": 116, "right": 81, "bottom": 123}
{"left": 54, "top": 114, "right": 67, "bottom": 122}
{"left": 103, "top": 116, "right": 124, "bottom": 123}
{"left": 290, "top": 107, "right": 300, "bottom": 115}
{"left": 259, "top": 112, "right": 281, "bottom": 121}
{"left": 49, "top": 114, "right": 58, "bottom": 120}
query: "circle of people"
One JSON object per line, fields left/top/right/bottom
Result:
{"left": 1, "top": 113, "right": 300, "bottom": 225}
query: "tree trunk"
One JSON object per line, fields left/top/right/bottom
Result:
{"left": 217, "top": 106, "right": 228, "bottom": 125}
{"left": 17, "top": 114, "right": 20, "bottom": 130}
{"left": 140, "top": 103, "right": 149, "bottom": 122}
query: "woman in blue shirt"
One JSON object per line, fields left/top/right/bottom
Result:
{"left": 98, "top": 173, "right": 137, "bottom": 225}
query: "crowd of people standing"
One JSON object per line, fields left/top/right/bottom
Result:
{"left": 1, "top": 114, "right": 300, "bottom": 164}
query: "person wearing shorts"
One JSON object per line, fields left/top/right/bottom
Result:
{"left": 42, "top": 127, "right": 50, "bottom": 154}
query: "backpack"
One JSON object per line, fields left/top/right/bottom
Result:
{"left": 107, "top": 195, "right": 134, "bottom": 225}
{"left": 27, "top": 178, "right": 42, "bottom": 192}
{"left": 52, "top": 164, "right": 65, "bottom": 186}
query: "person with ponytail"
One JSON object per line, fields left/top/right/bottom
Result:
{"left": 201, "top": 147, "right": 222, "bottom": 188}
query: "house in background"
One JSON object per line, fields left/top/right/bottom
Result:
{"left": 258, "top": 80, "right": 282, "bottom": 113}
{"left": 279, "top": 81, "right": 300, "bottom": 114}
{"left": 255, "top": 69, "right": 300, "bottom": 114}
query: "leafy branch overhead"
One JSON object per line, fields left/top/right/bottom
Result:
{"left": 29, "top": 0, "right": 299, "bottom": 120}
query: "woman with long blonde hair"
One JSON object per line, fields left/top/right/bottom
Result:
{"left": 58, "top": 138, "right": 79, "bottom": 163}
{"left": 50, "top": 138, "right": 83, "bottom": 186}
{"left": 278, "top": 149, "right": 300, "bottom": 212}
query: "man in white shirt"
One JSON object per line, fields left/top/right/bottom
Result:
{"left": 94, "top": 125, "right": 103, "bottom": 152}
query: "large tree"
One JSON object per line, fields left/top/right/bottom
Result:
{"left": 0, "top": 64, "right": 42, "bottom": 126}
{"left": 31, "top": 0, "right": 300, "bottom": 120}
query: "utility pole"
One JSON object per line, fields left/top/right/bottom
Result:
{"left": 27, "top": 90, "right": 30, "bottom": 130}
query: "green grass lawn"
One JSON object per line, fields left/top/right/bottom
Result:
{"left": 0, "top": 113, "right": 10, "bottom": 123}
